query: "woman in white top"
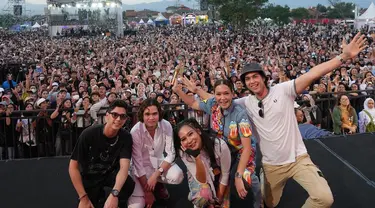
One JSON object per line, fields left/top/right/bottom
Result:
{"left": 358, "top": 98, "right": 375, "bottom": 133}
{"left": 16, "top": 102, "right": 37, "bottom": 158}
{"left": 174, "top": 118, "right": 231, "bottom": 208}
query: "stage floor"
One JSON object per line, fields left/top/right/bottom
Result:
{"left": 0, "top": 134, "right": 374, "bottom": 208}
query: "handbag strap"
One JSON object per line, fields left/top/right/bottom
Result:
{"left": 363, "top": 110, "right": 374, "bottom": 123}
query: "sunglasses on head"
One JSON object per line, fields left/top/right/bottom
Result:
{"left": 258, "top": 100, "right": 264, "bottom": 118}
{"left": 109, "top": 112, "right": 128, "bottom": 120}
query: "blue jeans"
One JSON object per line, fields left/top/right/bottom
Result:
{"left": 0, "top": 147, "right": 14, "bottom": 160}
{"left": 252, "top": 173, "right": 262, "bottom": 208}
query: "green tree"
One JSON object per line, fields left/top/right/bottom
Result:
{"left": 261, "top": 4, "right": 291, "bottom": 25}
{"left": 327, "top": 2, "right": 355, "bottom": 19}
{"left": 208, "top": 0, "right": 268, "bottom": 28}
{"left": 290, "top": 7, "right": 310, "bottom": 19}
{"left": 316, "top": 4, "right": 327, "bottom": 14}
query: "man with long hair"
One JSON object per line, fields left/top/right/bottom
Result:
{"left": 128, "top": 98, "right": 183, "bottom": 208}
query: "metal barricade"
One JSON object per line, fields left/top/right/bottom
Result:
{"left": 0, "top": 103, "right": 209, "bottom": 160}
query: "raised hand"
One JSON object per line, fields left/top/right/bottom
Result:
{"left": 181, "top": 76, "right": 197, "bottom": 93}
{"left": 342, "top": 32, "right": 367, "bottom": 59}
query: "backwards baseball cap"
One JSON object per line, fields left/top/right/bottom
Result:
{"left": 240, "top": 63, "right": 267, "bottom": 84}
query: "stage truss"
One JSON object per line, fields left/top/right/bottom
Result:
{"left": 46, "top": 0, "right": 123, "bottom": 37}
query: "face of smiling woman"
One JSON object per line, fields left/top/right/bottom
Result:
{"left": 214, "top": 84, "right": 234, "bottom": 110}
{"left": 178, "top": 125, "right": 202, "bottom": 151}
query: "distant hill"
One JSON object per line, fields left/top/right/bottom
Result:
{"left": 122, "top": 0, "right": 197, "bottom": 12}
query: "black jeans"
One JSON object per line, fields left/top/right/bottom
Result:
{"left": 229, "top": 159, "right": 254, "bottom": 208}
{"left": 83, "top": 171, "right": 135, "bottom": 208}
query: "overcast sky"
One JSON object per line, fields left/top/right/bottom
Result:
{"left": 23, "top": 0, "right": 375, "bottom": 8}
{"left": 28, "top": 0, "right": 168, "bottom": 4}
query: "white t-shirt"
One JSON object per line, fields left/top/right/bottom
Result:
{"left": 235, "top": 80, "right": 307, "bottom": 165}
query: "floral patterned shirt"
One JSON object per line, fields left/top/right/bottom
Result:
{"left": 199, "top": 97, "right": 257, "bottom": 177}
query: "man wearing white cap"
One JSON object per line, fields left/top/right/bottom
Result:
{"left": 33, "top": 98, "right": 54, "bottom": 156}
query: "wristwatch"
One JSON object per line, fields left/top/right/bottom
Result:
{"left": 158, "top": 167, "right": 164, "bottom": 174}
{"left": 235, "top": 172, "right": 242, "bottom": 178}
{"left": 336, "top": 55, "right": 345, "bottom": 64}
{"left": 111, "top": 189, "right": 120, "bottom": 197}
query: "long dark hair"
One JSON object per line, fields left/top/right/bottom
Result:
{"left": 173, "top": 118, "right": 219, "bottom": 169}
{"left": 137, "top": 98, "right": 163, "bottom": 122}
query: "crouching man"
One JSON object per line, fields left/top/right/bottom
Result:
{"left": 69, "top": 100, "right": 135, "bottom": 208}
{"left": 128, "top": 99, "right": 184, "bottom": 208}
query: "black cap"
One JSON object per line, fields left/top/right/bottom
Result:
{"left": 240, "top": 63, "right": 266, "bottom": 84}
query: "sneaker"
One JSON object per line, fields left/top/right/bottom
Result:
{"left": 154, "top": 182, "right": 170, "bottom": 200}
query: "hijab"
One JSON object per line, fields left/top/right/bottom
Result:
{"left": 363, "top": 98, "right": 375, "bottom": 115}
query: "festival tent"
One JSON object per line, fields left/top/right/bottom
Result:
{"left": 42, "top": 22, "right": 48, "bottom": 27}
{"left": 154, "top": 13, "right": 169, "bottom": 26}
{"left": 355, "top": 2, "right": 375, "bottom": 29}
{"left": 147, "top": 19, "right": 154, "bottom": 25}
{"left": 32, "top": 22, "right": 41, "bottom": 28}
{"left": 139, "top": 19, "right": 145, "bottom": 24}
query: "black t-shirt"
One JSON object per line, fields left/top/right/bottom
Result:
{"left": 71, "top": 125, "right": 132, "bottom": 187}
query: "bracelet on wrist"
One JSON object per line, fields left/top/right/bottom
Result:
{"left": 78, "top": 193, "right": 87, "bottom": 201}
{"left": 336, "top": 55, "right": 346, "bottom": 64}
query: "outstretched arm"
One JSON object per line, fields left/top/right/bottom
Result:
{"left": 181, "top": 76, "right": 213, "bottom": 100}
{"left": 295, "top": 32, "right": 367, "bottom": 94}
{"left": 172, "top": 78, "right": 201, "bottom": 111}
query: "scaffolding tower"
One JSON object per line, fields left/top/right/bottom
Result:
{"left": 3, "top": 0, "right": 27, "bottom": 16}
{"left": 1, "top": 0, "right": 30, "bottom": 28}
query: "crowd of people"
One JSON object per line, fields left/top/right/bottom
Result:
{"left": 0, "top": 23, "right": 374, "bottom": 207}
{"left": 0, "top": 24, "right": 374, "bottom": 157}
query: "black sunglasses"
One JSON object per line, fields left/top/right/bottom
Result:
{"left": 258, "top": 100, "right": 264, "bottom": 118}
{"left": 109, "top": 112, "right": 128, "bottom": 120}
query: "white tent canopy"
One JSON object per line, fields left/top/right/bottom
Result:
{"left": 139, "top": 19, "right": 145, "bottom": 24}
{"left": 42, "top": 22, "right": 48, "bottom": 27}
{"left": 155, "top": 13, "right": 167, "bottom": 22}
{"left": 355, "top": 2, "right": 375, "bottom": 29}
{"left": 357, "top": 2, "right": 375, "bottom": 20}
{"left": 32, "top": 22, "right": 41, "bottom": 28}
{"left": 147, "top": 19, "right": 154, "bottom": 24}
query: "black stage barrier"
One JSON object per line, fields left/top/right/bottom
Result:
{"left": 0, "top": 134, "right": 374, "bottom": 208}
